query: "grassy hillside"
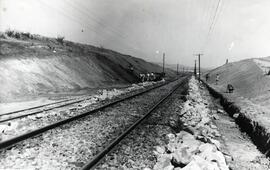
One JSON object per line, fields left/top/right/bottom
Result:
{"left": 0, "top": 32, "right": 175, "bottom": 102}
{"left": 204, "top": 57, "right": 270, "bottom": 99}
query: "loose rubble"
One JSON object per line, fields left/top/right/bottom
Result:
{"left": 0, "top": 81, "right": 161, "bottom": 142}
{"left": 94, "top": 77, "right": 188, "bottom": 169}
{"left": 0, "top": 79, "right": 176, "bottom": 169}
{"left": 153, "top": 77, "right": 229, "bottom": 170}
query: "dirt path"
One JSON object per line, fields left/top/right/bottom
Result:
{"left": 200, "top": 83, "right": 270, "bottom": 170}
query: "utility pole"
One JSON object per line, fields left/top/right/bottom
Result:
{"left": 194, "top": 54, "right": 203, "bottom": 81}
{"left": 163, "top": 53, "right": 165, "bottom": 74}
{"left": 177, "top": 63, "right": 179, "bottom": 75}
{"left": 194, "top": 60, "right": 197, "bottom": 77}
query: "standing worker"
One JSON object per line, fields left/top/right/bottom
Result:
{"left": 215, "top": 74, "right": 220, "bottom": 85}
{"left": 205, "top": 74, "right": 209, "bottom": 82}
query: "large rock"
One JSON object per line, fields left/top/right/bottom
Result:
{"left": 171, "top": 132, "right": 201, "bottom": 167}
{"left": 209, "top": 138, "right": 221, "bottom": 150}
{"left": 192, "top": 155, "right": 219, "bottom": 170}
{"left": 176, "top": 132, "right": 201, "bottom": 152}
{"left": 199, "top": 144, "right": 229, "bottom": 170}
{"left": 156, "top": 146, "right": 166, "bottom": 154}
{"left": 166, "top": 133, "right": 176, "bottom": 143}
{"left": 199, "top": 143, "right": 217, "bottom": 153}
{"left": 167, "top": 142, "right": 178, "bottom": 153}
{"left": 153, "top": 154, "right": 173, "bottom": 170}
{"left": 181, "top": 160, "right": 201, "bottom": 170}
{"left": 172, "top": 147, "right": 192, "bottom": 166}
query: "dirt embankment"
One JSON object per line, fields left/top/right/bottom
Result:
{"left": 204, "top": 58, "right": 270, "bottom": 100}
{"left": 201, "top": 57, "right": 270, "bottom": 160}
{"left": 203, "top": 82, "right": 270, "bottom": 158}
{"left": 0, "top": 34, "right": 175, "bottom": 102}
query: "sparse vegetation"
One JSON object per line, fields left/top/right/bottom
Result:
{"left": 21, "top": 32, "right": 32, "bottom": 39}
{"left": 56, "top": 36, "right": 65, "bottom": 45}
{"left": 47, "top": 44, "right": 55, "bottom": 51}
{"left": 0, "top": 32, "right": 7, "bottom": 39}
{"left": 5, "top": 29, "right": 15, "bottom": 37}
{"left": 14, "top": 32, "right": 21, "bottom": 39}
{"left": 99, "top": 45, "right": 107, "bottom": 52}
{"left": 4, "top": 29, "right": 34, "bottom": 40}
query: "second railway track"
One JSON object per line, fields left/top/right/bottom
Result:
{"left": 0, "top": 75, "right": 189, "bottom": 169}
{"left": 0, "top": 80, "right": 169, "bottom": 142}
{"left": 0, "top": 81, "right": 162, "bottom": 123}
{"left": 0, "top": 77, "right": 184, "bottom": 149}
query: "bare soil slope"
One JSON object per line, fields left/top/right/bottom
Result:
{"left": 0, "top": 34, "right": 174, "bottom": 102}
{"left": 205, "top": 57, "right": 270, "bottom": 100}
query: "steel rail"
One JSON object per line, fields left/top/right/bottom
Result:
{"left": 81, "top": 76, "right": 188, "bottom": 170}
{"left": 0, "top": 79, "right": 175, "bottom": 150}
{"left": 0, "top": 84, "right": 133, "bottom": 117}
{"left": 0, "top": 82, "right": 166, "bottom": 123}
{"left": 0, "top": 98, "right": 93, "bottom": 123}
{"left": 0, "top": 98, "right": 75, "bottom": 117}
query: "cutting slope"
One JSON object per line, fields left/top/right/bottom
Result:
{"left": 0, "top": 34, "right": 174, "bottom": 102}
{"left": 205, "top": 57, "right": 270, "bottom": 99}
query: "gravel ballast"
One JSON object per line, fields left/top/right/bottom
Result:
{"left": 94, "top": 76, "right": 189, "bottom": 169}
{"left": 0, "top": 78, "right": 182, "bottom": 169}
{"left": 95, "top": 76, "right": 270, "bottom": 170}
{"left": 0, "top": 81, "right": 161, "bottom": 142}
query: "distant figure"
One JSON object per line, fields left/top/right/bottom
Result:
{"left": 205, "top": 74, "right": 209, "bottom": 82}
{"left": 150, "top": 73, "right": 155, "bottom": 81}
{"left": 215, "top": 74, "right": 220, "bottom": 85}
{"left": 227, "top": 84, "right": 234, "bottom": 93}
{"left": 267, "top": 70, "right": 270, "bottom": 75}
{"left": 146, "top": 73, "right": 150, "bottom": 81}
{"left": 139, "top": 74, "right": 145, "bottom": 82}
{"left": 129, "top": 65, "right": 134, "bottom": 72}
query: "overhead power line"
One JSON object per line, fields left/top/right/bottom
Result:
{"left": 207, "top": 0, "right": 222, "bottom": 37}
{"left": 64, "top": 0, "right": 131, "bottom": 42}
{"left": 37, "top": 0, "right": 145, "bottom": 57}
{"left": 200, "top": 0, "right": 223, "bottom": 53}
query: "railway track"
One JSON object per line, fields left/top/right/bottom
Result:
{"left": 0, "top": 83, "right": 156, "bottom": 123}
{"left": 1, "top": 97, "right": 76, "bottom": 117}
{"left": 0, "top": 77, "right": 181, "bottom": 150}
{"left": 0, "top": 81, "right": 172, "bottom": 131}
{"left": 0, "top": 78, "right": 189, "bottom": 169}
{"left": 89, "top": 76, "right": 270, "bottom": 170}
{"left": 0, "top": 85, "right": 134, "bottom": 119}
{"left": 0, "top": 96, "right": 94, "bottom": 123}
{"left": 82, "top": 76, "right": 189, "bottom": 170}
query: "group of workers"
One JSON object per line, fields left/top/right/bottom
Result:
{"left": 205, "top": 73, "right": 234, "bottom": 93}
{"left": 139, "top": 73, "right": 156, "bottom": 82}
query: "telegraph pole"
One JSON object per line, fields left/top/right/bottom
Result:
{"left": 194, "top": 54, "right": 203, "bottom": 81}
{"left": 177, "top": 63, "right": 179, "bottom": 75}
{"left": 163, "top": 53, "right": 165, "bottom": 74}
{"left": 194, "top": 60, "right": 197, "bottom": 76}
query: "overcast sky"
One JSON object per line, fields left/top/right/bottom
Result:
{"left": 1, "top": 0, "right": 270, "bottom": 68}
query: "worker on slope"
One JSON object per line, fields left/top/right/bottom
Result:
{"left": 215, "top": 74, "right": 220, "bottom": 85}
{"left": 227, "top": 84, "right": 234, "bottom": 93}
{"left": 139, "top": 74, "right": 145, "bottom": 82}
{"left": 205, "top": 74, "right": 209, "bottom": 82}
